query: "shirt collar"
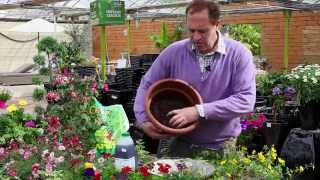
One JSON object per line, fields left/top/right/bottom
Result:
{"left": 188, "top": 31, "right": 226, "bottom": 56}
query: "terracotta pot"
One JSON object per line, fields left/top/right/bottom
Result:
{"left": 145, "top": 79, "right": 203, "bottom": 135}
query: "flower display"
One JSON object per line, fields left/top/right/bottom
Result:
{"left": 240, "top": 113, "right": 267, "bottom": 130}
{"left": 286, "top": 64, "right": 320, "bottom": 105}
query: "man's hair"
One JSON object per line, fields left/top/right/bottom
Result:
{"left": 186, "top": 0, "right": 220, "bottom": 23}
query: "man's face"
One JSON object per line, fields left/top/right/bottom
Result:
{"left": 187, "top": 9, "right": 219, "bottom": 54}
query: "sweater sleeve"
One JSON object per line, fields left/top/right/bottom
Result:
{"left": 203, "top": 47, "right": 256, "bottom": 121}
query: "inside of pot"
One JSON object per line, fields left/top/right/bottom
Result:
{"left": 150, "top": 89, "right": 193, "bottom": 129}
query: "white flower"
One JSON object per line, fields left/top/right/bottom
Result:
{"left": 18, "top": 149, "right": 25, "bottom": 155}
{"left": 58, "top": 145, "right": 65, "bottom": 151}
{"left": 315, "top": 71, "right": 320, "bottom": 76}
{"left": 55, "top": 156, "right": 64, "bottom": 164}
{"left": 303, "top": 78, "right": 308, "bottom": 82}
{"left": 294, "top": 75, "right": 299, "bottom": 79}
{"left": 49, "top": 152, "right": 55, "bottom": 162}
{"left": 311, "top": 77, "right": 318, "bottom": 84}
{"left": 98, "top": 157, "right": 105, "bottom": 164}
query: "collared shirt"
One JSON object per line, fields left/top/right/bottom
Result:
{"left": 134, "top": 33, "right": 256, "bottom": 149}
{"left": 192, "top": 31, "right": 226, "bottom": 79}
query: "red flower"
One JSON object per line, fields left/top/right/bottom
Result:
{"left": 102, "top": 153, "right": 111, "bottom": 159}
{"left": 158, "top": 163, "right": 171, "bottom": 174}
{"left": 70, "top": 159, "right": 82, "bottom": 167}
{"left": 139, "top": 166, "right": 150, "bottom": 177}
{"left": 94, "top": 170, "right": 101, "bottom": 180}
{"left": 121, "top": 166, "right": 133, "bottom": 174}
{"left": 70, "top": 136, "right": 79, "bottom": 146}
{"left": 9, "top": 141, "right": 19, "bottom": 150}
{"left": 48, "top": 116, "right": 60, "bottom": 129}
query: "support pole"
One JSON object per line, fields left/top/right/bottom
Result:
{"left": 283, "top": 9, "right": 291, "bottom": 72}
{"left": 100, "top": 26, "right": 107, "bottom": 82}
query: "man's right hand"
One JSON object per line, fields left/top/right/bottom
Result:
{"left": 141, "top": 122, "right": 171, "bottom": 139}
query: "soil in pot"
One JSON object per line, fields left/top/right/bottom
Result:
{"left": 150, "top": 89, "right": 192, "bottom": 128}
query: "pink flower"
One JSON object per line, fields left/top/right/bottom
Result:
{"left": 70, "top": 91, "right": 78, "bottom": 98}
{"left": 24, "top": 120, "right": 36, "bottom": 128}
{"left": 8, "top": 169, "right": 17, "bottom": 177}
{"left": 0, "top": 100, "right": 6, "bottom": 109}
{"left": 45, "top": 163, "right": 53, "bottom": 174}
{"left": 46, "top": 92, "right": 60, "bottom": 102}
{"left": 54, "top": 75, "right": 69, "bottom": 85}
{"left": 0, "top": 147, "right": 5, "bottom": 156}
{"left": 103, "top": 84, "right": 109, "bottom": 92}
{"left": 23, "top": 150, "right": 32, "bottom": 160}
{"left": 32, "top": 163, "right": 40, "bottom": 176}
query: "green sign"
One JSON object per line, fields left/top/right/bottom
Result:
{"left": 90, "top": 0, "right": 125, "bottom": 26}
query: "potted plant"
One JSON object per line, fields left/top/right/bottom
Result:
{"left": 0, "top": 89, "right": 11, "bottom": 109}
{"left": 149, "top": 22, "right": 184, "bottom": 51}
{"left": 287, "top": 64, "right": 320, "bottom": 130}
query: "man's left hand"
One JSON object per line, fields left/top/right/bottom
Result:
{"left": 167, "top": 106, "right": 199, "bottom": 128}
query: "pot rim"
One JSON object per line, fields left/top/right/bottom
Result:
{"left": 145, "top": 78, "right": 203, "bottom": 135}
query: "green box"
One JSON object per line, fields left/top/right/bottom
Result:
{"left": 90, "top": 0, "right": 125, "bottom": 26}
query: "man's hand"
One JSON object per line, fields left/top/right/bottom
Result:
{"left": 141, "top": 122, "right": 171, "bottom": 139}
{"left": 168, "top": 106, "right": 200, "bottom": 128}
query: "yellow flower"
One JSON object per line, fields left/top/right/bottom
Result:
{"left": 18, "top": 99, "right": 28, "bottom": 106}
{"left": 231, "top": 159, "right": 238, "bottom": 165}
{"left": 242, "top": 157, "right": 251, "bottom": 165}
{"left": 278, "top": 158, "right": 285, "bottom": 166}
{"left": 271, "top": 151, "right": 277, "bottom": 160}
{"left": 84, "top": 162, "right": 93, "bottom": 169}
{"left": 7, "top": 104, "right": 17, "bottom": 112}
{"left": 258, "top": 152, "right": 266, "bottom": 162}
{"left": 271, "top": 146, "right": 277, "bottom": 153}
{"left": 241, "top": 146, "right": 247, "bottom": 152}
{"left": 298, "top": 166, "right": 304, "bottom": 173}
{"left": 220, "top": 160, "right": 226, "bottom": 165}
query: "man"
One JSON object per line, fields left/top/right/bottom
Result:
{"left": 134, "top": 0, "right": 256, "bottom": 157}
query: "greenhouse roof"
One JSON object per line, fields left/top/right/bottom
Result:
{"left": 0, "top": 0, "right": 319, "bottom": 22}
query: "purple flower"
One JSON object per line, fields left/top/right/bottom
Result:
{"left": 240, "top": 120, "right": 248, "bottom": 130}
{"left": 24, "top": 120, "right": 36, "bottom": 128}
{"left": 284, "top": 86, "right": 296, "bottom": 97}
{"left": 272, "top": 86, "right": 282, "bottom": 96}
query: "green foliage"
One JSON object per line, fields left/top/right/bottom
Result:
{"left": 33, "top": 54, "right": 45, "bottom": 66}
{"left": 0, "top": 89, "right": 11, "bottom": 101}
{"left": 59, "top": 41, "right": 86, "bottom": 67}
{"left": 32, "top": 77, "right": 42, "bottom": 85}
{"left": 227, "top": 24, "right": 261, "bottom": 56}
{"left": 135, "top": 139, "right": 154, "bottom": 163}
{"left": 39, "top": 67, "right": 49, "bottom": 76}
{"left": 32, "top": 88, "right": 46, "bottom": 101}
{"left": 0, "top": 111, "right": 38, "bottom": 145}
{"left": 37, "top": 36, "right": 59, "bottom": 55}
{"left": 150, "top": 22, "right": 184, "bottom": 50}
{"left": 256, "top": 72, "right": 288, "bottom": 96}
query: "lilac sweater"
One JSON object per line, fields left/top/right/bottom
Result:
{"left": 134, "top": 37, "right": 256, "bottom": 149}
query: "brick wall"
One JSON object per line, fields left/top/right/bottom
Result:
{"left": 92, "top": 11, "right": 320, "bottom": 70}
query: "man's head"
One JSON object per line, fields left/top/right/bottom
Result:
{"left": 186, "top": 0, "right": 220, "bottom": 54}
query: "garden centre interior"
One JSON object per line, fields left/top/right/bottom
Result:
{"left": 0, "top": 0, "right": 320, "bottom": 179}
